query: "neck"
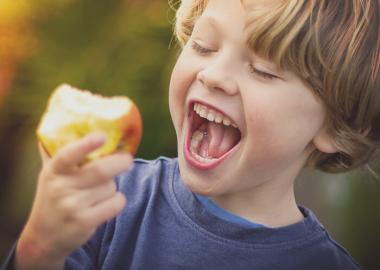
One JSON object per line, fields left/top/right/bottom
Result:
{"left": 210, "top": 152, "right": 311, "bottom": 228}
{"left": 211, "top": 183, "right": 303, "bottom": 228}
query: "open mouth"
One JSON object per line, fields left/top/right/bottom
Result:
{"left": 185, "top": 101, "right": 242, "bottom": 169}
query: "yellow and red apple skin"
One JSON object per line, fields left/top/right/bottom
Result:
{"left": 118, "top": 103, "right": 143, "bottom": 155}
{"left": 36, "top": 89, "right": 143, "bottom": 162}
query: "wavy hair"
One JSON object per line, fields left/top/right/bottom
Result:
{"left": 173, "top": 0, "right": 380, "bottom": 173}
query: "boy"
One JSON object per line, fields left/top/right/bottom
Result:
{"left": 2, "top": 0, "right": 378, "bottom": 269}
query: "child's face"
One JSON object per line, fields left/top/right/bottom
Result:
{"left": 169, "top": 0, "right": 329, "bottom": 197}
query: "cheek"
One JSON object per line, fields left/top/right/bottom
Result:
{"left": 169, "top": 47, "right": 202, "bottom": 128}
{"left": 245, "top": 107, "right": 284, "bottom": 161}
{"left": 244, "top": 94, "right": 325, "bottom": 161}
{"left": 169, "top": 52, "right": 190, "bottom": 127}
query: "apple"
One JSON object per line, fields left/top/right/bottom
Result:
{"left": 36, "top": 84, "right": 142, "bottom": 161}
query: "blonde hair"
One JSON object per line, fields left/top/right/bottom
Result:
{"left": 173, "top": 0, "right": 380, "bottom": 173}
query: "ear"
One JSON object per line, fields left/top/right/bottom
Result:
{"left": 312, "top": 128, "right": 339, "bottom": 154}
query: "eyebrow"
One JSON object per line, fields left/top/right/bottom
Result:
{"left": 196, "top": 14, "right": 255, "bottom": 50}
{"left": 198, "top": 13, "right": 252, "bottom": 33}
{"left": 196, "top": 15, "right": 221, "bottom": 32}
{"left": 197, "top": 14, "right": 283, "bottom": 75}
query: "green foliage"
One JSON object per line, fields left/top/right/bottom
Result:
{"left": 0, "top": 0, "right": 178, "bottom": 260}
{"left": 6, "top": 0, "right": 178, "bottom": 158}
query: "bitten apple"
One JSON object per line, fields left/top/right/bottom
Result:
{"left": 36, "top": 84, "right": 142, "bottom": 161}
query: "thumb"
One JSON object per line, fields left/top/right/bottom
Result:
{"left": 38, "top": 143, "right": 51, "bottom": 164}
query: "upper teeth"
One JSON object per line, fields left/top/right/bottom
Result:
{"left": 193, "top": 103, "right": 237, "bottom": 128}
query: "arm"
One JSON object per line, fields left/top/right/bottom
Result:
{"left": 12, "top": 134, "right": 132, "bottom": 270}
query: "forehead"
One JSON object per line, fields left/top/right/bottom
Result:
{"left": 241, "top": 0, "right": 280, "bottom": 7}
{"left": 199, "top": 0, "right": 283, "bottom": 28}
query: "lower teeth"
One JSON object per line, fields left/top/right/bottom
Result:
{"left": 190, "top": 130, "right": 215, "bottom": 163}
{"left": 190, "top": 148, "right": 215, "bottom": 163}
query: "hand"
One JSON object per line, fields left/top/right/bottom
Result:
{"left": 15, "top": 133, "right": 132, "bottom": 270}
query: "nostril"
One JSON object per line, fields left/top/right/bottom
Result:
{"left": 196, "top": 70, "right": 208, "bottom": 86}
{"left": 197, "top": 69, "right": 238, "bottom": 95}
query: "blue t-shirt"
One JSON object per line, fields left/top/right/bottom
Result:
{"left": 195, "top": 194, "right": 266, "bottom": 229}
{"left": 1, "top": 157, "right": 361, "bottom": 270}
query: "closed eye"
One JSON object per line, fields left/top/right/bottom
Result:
{"left": 191, "top": 41, "right": 215, "bottom": 55}
{"left": 249, "top": 64, "right": 278, "bottom": 80}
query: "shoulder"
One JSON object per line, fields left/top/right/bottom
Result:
{"left": 299, "top": 207, "right": 362, "bottom": 270}
{"left": 318, "top": 231, "right": 362, "bottom": 270}
{"left": 118, "top": 156, "right": 178, "bottom": 181}
{"left": 118, "top": 156, "right": 177, "bottom": 178}
{"left": 115, "top": 156, "right": 178, "bottom": 199}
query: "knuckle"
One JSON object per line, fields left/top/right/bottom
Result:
{"left": 76, "top": 216, "right": 92, "bottom": 229}
{"left": 110, "top": 194, "right": 124, "bottom": 213}
{"left": 109, "top": 202, "right": 120, "bottom": 215}
{"left": 59, "top": 197, "right": 77, "bottom": 217}
{"left": 53, "top": 155, "right": 71, "bottom": 173}
{"left": 47, "top": 179, "right": 66, "bottom": 199}
{"left": 92, "top": 165, "right": 109, "bottom": 180}
{"left": 107, "top": 181, "right": 117, "bottom": 194}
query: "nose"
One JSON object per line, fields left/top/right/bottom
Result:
{"left": 196, "top": 58, "right": 239, "bottom": 96}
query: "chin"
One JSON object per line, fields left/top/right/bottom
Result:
{"left": 177, "top": 151, "right": 227, "bottom": 196}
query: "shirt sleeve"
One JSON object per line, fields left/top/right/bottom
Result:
{"left": 0, "top": 224, "right": 107, "bottom": 270}
{"left": 64, "top": 223, "right": 107, "bottom": 270}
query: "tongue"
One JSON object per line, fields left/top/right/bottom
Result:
{"left": 199, "top": 121, "right": 240, "bottom": 158}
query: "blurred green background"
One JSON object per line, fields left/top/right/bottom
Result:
{"left": 0, "top": 1, "right": 379, "bottom": 269}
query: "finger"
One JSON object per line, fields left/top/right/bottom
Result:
{"left": 38, "top": 143, "right": 51, "bottom": 165}
{"left": 81, "top": 192, "right": 126, "bottom": 226}
{"left": 51, "top": 133, "right": 106, "bottom": 174}
{"left": 78, "top": 180, "right": 117, "bottom": 207}
{"left": 78, "top": 152, "right": 133, "bottom": 188}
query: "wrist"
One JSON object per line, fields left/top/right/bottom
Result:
{"left": 15, "top": 226, "right": 66, "bottom": 270}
